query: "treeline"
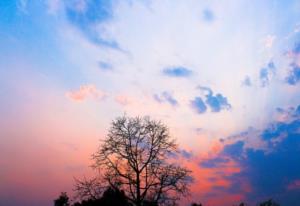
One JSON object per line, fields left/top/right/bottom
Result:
{"left": 54, "top": 188, "right": 280, "bottom": 206}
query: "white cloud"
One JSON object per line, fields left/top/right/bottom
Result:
{"left": 55, "top": 0, "right": 300, "bottom": 151}
{"left": 263, "top": 35, "right": 276, "bottom": 49}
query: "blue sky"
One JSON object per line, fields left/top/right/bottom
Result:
{"left": 1, "top": 0, "right": 300, "bottom": 206}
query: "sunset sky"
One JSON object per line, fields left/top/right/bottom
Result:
{"left": 1, "top": 0, "right": 300, "bottom": 205}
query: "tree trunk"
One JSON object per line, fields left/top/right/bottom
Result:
{"left": 136, "top": 171, "right": 141, "bottom": 206}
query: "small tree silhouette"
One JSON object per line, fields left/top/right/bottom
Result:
{"left": 100, "top": 187, "right": 132, "bottom": 206}
{"left": 54, "top": 192, "right": 70, "bottom": 206}
{"left": 258, "top": 199, "right": 280, "bottom": 206}
{"left": 233, "top": 202, "right": 247, "bottom": 206}
{"left": 72, "top": 186, "right": 132, "bottom": 206}
{"left": 191, "top": 202, "right": 202, "bottom": 206}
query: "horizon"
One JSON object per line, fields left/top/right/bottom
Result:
{"left": 1, "top": 0, "right": 300, "bottom": 205}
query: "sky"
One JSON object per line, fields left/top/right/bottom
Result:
{"left": 0, "top": 0, "right": 300, "bottom": 205}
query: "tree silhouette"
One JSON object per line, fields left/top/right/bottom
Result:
{"left": 258, "top": 199, "right": 280, "bottom": 206}
{"left": 73, "top": 187, "right": 132, "bottom": 206}
{"left": 231, "top": 202, "right": 247, "bottom": 206}
{"left": 82, "top": 116, "right": 192, "bottom": 206}
{"left": 190, "top": 203, "right": 202, "bottom": 206}
{"left": 54, "top": 192, "right": 70, "bottom": 206}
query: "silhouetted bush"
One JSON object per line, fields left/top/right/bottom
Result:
{"left": 232, "top": 202, "right": 247, "bottom": 206}
{"left": 258, "top": 199, "right": 280, "bottom": 206}
{"left": 54, "top": 192, "right": 70, "bottom": 206}
{"left": 191, "top": 202, "right": 202, "bottom": 206}
{"left": 72, "top": 187, "right": 132, "bottom": 206}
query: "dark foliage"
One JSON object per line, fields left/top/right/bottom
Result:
{"left": 54, "top": 192, "right": 70, "bottom": 206}
{"left": 258, "top": 199, "right": 280, "bottom": 206}
{"left": 73, "top": 187, "right": 131, "bottom": 206}
{"left": 191, "top": 203, "right": 202, "bottom": 206}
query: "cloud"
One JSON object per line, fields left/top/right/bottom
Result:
{"left": 285, "top": 43, "right": 300, "bottom": 85}
{"left": 162, "top": 66, "right": 192, "bottom": 77}
{"left": 200, "top": 105, "right": 300, "bottom": 205}
{"left": 154, "top": 91, "right": 178, "bottom": 106}
{"left": 168, "top": 149, "right": 194, "bottom": 161}
{"left": 198, "top": 86, "right": 213, "bottom": 96}
{"left": 286, "top": 42, "right": 300, "bottom": 59}
{"left": 201, "top": 141, "right": 244, "bottom": 169}
{"left": 64, "top": 0, "right": 120, "bottom": 49}
{"left": 200, "top": 86, "right": 231, "bottom": 112}
{"left": 293, "top": 42, "right": 300, "bottom": 54}
{"left": 114, "top": 94, "right": 131, "bottom": 106}
{"left": 222, "top": 141, "right": 244, "bottom": 157}
{"left": 205, "top": 93, "right": 231, "bottom": 112}
{"left": 195, "top": 127, "right": 203, "bottom": 134}
{"left": 287, "top": 180, "right": 300, "bottom": 190}
{"left": 190, "top": 97, "right": 207, "bottom": 114}
{"left": 261, "top": 118, "right": 300, "bottom": 141}
{"left": 286, "top": 64, "right": 300, "bottom": 85}
{"left": 263, "top": 35, "right": 276, "bottom": 48}
{"left": 64, "top": 0, "right": 111, "bottom": 24}
{"left": 200, "top": 156, "right": 230, "bottom": 168}
{"left": 241, "top": 76, "right": 252, "bottom": 87}
{"left": 66, "top": 0, "right": 88, "bottom": 13}
{"left": 98, "top": 61, "right": 113, "bottom": 71}
{"left": 259, "top": 61, "right": 276, "bottom": 87}
{"left": 275, "top": 105, "right": 300, "bottom": 123}
{"left": 295, "top": 105, "right": 300, "bottom": 116}
{"left": 260, "top": 68, "right": 269, "bottom": 86}
{"left": 65, "top": 84, "right": 107, "bottom": 102}
{"left": 191, "top": 87, "right": 231, "bottom": 114}
{"left": 202, "top": 9, "right": 214, "bottom": 22}
{"left": 180, "top": 149, "right": 193, "bottom": 160}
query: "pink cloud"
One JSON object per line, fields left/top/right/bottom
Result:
{"left": 65, "top": 84, "right": 107, "bottom": 102}
{"left": 286, "top": 49, "right": 300, "bottom": 67}
{"left": 287, "top": 180, "right": 300, "bottom": 190}
{"left": 114, "top": 95, "right": 132, "bottom": 106}
{"left": 263, "top": 35, "right": 276, "bottom": 48}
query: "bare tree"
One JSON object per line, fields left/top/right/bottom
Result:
{"left": 91, "top": 116, "right": 192, "bottom": 206}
